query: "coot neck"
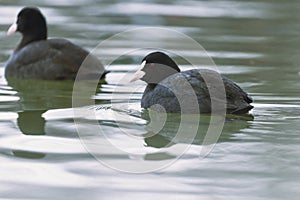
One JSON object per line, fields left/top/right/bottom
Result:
{"left": 144, "top": 84, "right": 157, "bottom": 94}
{"left": 146, "top": 83, "right": 157, "bottom": 89}
{"left": 16, "top": 29, "right": 47, "bottom": 51}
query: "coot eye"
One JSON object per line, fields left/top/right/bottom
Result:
{"left": 150, "top": 63, "right": 155, "bottom": 67}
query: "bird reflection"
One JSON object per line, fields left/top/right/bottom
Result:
{"left": 141, "top": 110, "right": 254, "bottom": 149}
{"left": 7, "top": 78, "right": 75, "bottom": 135}
{"left": 7, "top": 77, "right": 105, "bottom": 159}
{"left": 17, "top": 110, "right": 46, "bottom": 135}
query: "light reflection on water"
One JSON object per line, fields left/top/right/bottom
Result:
{"left": 0, "top": 0, "right": 300, "bottom": 199}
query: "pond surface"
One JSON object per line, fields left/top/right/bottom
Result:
{"left": 0, "top": 0, "right": 300, "bottom": 199}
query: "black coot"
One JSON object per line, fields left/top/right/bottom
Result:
{"left": 131, "top": 51, "right": 253, "bottom": 114}
{"left": 5, "top": 7, "right": 107, "bottom": 80}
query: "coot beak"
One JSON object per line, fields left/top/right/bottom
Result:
{"left": 7, "top": 23, "right": 17, "bottom": 35}
{"left": 130, "top": 60, "right": 146, "bottom": 82}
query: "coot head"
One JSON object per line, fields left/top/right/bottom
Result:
{"left": 131, "top": 51, "right": 180, "bottom": 84}
{"left": 7, "top": 7, "right": 47, "bottom": 50}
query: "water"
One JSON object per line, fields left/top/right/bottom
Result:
{"left": 0, "top": 0, "right": 300, "bottom": 199}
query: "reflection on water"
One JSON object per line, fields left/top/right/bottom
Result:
{"left": 0, "top": 0, "right": 300, "bottom": 199}
{"left": 6, "top": 78, "right": 75, "bottom": 135}
{"left": 142, "top": 111, "right": 254, "bottom": 147}
{"left": 17, "top": 110, "right": 46, "bottom": 135}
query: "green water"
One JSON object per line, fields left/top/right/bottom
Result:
{"left": 0, "top": 0, "right": 300, "bottom": 199}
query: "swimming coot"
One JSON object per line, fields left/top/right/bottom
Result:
{"left": 131, "top": 51, "right": 253, "bottom": 114}
{"left": 5, "top": 7, "right": 107, "bottom": 80}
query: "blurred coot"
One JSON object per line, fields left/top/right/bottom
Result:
{"left": 5, "top": 7, "right": 107, "bottom": 80}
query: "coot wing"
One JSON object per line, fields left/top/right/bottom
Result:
{"left": 183, "top": 69, "right": 253, "bottom": 114}
{"left": 182, "top": 69, "right": 253, "bottom": 114}
{"left": 5, "top": 39, "right": 104, "bottom": 80}
{"left": 141, "top": 70, "right": 214, "bottom": 113}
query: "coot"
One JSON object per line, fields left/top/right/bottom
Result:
{"left": 131, "top": 51, "right": 253, "bottom": 114}
{"left": 5, "top": 7, "right": 107, "bottom": 80}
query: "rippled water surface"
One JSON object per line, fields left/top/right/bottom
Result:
{"left": 0, "top": 0, "right": 300, "bottom": 199}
